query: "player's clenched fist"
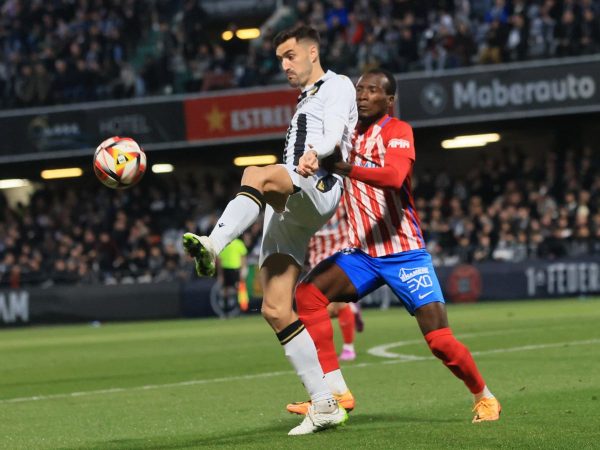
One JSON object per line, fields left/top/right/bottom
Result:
{"left": 298, "top": 147, "right": 319, "bottom": 177}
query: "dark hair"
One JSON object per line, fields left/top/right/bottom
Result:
{"left": 273, "top": 25, "right": 320, "bottom": 48}
{"left": 365, "top": 68, "right": 397, "bottom": 95}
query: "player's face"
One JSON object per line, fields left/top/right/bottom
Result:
{"left": 276, "top": 38, "right": 315, "bottom": 88}
{"left": 355, "top": 74, "right": 394, "bottom": 121}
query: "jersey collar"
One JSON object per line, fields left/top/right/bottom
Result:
{"left": 360, "top": 114, "right": 390, "bottom": 135}
{"left": 297, "top": 70, "right": 334, "bottom": 102}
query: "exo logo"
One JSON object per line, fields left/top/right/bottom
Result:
{"left": 399, "top": 267, "right": 433, "bottom": 293}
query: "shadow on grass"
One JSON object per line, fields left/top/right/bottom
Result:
{"left": 57, "top": 413, "right": 462, "bottom": 450}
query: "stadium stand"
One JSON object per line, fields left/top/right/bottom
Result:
{"left": 2, "top": 0, "right": 600, "bottom": 107}
{"left": 0, "top": 146, "right": 598, "bottom": 287}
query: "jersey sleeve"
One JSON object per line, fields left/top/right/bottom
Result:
{"left": 313, "top": 76, "right": 356, "bottom": 159}
{"left": 386, "top": 121, "right": 415, "bottom": 161}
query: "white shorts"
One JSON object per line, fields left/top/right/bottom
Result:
{"left": 259, "top": 164, "right": 342, "bottom": 267}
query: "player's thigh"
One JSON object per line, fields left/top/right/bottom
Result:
{"left": 380, "top": 249, "right": 445, "bottom": 316}
{"left": 296, "top": 173, "right": 341, "bottom": 220}
{"left": 304, "top": 250, "right": 383, "bottom": 302}
{"left": 242, "top": 164, "right": 294, "bottom": 207}
{"left": 303, "top": 259, "right": 358, "bottom": 302}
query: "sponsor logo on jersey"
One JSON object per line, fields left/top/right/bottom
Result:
{"left": 389, "top": 139, "right": 411, "bottom": 149}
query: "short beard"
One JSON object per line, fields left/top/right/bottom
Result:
{"left": 358, "top": 112, "right": 380, "bottom": 128}
{"left": 296, "top": 66, "right": 312, "bottom": 88}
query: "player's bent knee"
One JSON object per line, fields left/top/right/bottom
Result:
{"left": 295, "top": 282, "right": 329, "bottom": 316}
{"left": 425, "top": 327, "right": 466, "bottom": 361}
{"left": 241, "top": 166, "right": 262, "bottom": 186}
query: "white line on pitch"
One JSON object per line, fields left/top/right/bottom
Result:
{"left": 367, "top": 329, "right": 516, "bottom": 359}
{"left": 1, "top": 338, "right": 598, "bottom": 405}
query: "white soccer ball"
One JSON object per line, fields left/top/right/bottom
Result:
{"left": 93, "top": 136, "right": 147, "bottom": 189}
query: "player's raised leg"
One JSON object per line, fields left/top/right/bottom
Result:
{"left": 260, "top": 254, "right": 348, "bottom": 435}
{"left": 415, "top": 302, "right": 501, "bottom": 423}
{"left": 183, "top": 165, "right": 293, "bottom": 276}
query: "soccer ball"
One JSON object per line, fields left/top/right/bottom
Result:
{"left": 93, "top": 136, "right": 147, "bottom": 189}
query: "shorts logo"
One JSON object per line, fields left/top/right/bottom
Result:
{"left": 399, "top": 267, "right": 433, "bottom": 293}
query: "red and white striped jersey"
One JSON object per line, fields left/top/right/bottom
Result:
{"left": 344, "top": 115, "right": 425, "bottom": 257}
{"left": 306, "top": 196, "right": 349, "bottom": 268}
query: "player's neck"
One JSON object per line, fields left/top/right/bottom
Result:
{"left": 302, "top": 66, "right": 326, "bottom": 89}
{"left": 358, "top": 114, "right": 386, "bottom": 133}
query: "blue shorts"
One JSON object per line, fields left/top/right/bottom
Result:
{"left": 328, "top": 248, "right": 445, "bottom": 315}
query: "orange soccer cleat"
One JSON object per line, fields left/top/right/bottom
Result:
{"left": 286, "top": 390, "right": 355, "bottom": 415}
{"left": 472, "top": 397, "right": 502, "bottom": 423}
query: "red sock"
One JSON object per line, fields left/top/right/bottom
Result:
{"left": 424, "top": 327, "right": 485, "bottom": 394}
{"left": 295, "top": 282, "right": 339, "bottom": 373}
{"left": 337, "top": 304, "right": 355, "bottom": 345}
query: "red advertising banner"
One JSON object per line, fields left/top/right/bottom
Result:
{"left": 184, "top": 88, "right": 299, "bottom": 142}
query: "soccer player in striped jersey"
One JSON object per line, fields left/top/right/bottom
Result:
{"left": 182, "top": 25, "right": 357, "bottom": 435}
{"left": 289, "top": 69, "right": 501, "bottom": 423}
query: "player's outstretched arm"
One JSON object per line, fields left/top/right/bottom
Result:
{"left": 333, "top": 121, "right": 415, "bottom": 189}
{"left": 339, "top": 150, "right": 412, "bottom": 189}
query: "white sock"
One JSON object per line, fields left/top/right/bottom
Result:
{"left": 474, "top": 385, "right": 494, "bottom": 402}
{"left": 282, "top": 328, "right": 334, "bottom": 406}
{"left": 342, "top": 343, "right": 355, "bottom": 353}
{"left": 324, "top": 369, "right": 349, "bottom": 395}
{"left": 209, "top": 191, "right": 262, "bottom": 254}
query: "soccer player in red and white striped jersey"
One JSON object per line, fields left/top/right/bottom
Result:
{"left": 344, "top": 111, "right": 424, "bottom": 256}
{"left": 289, "top": 69, "right": 501, "bottom": 424}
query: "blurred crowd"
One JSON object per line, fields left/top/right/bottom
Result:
{"left": 2, "top": 0, "right": 600, "bottom": 108}
{"left": 0, "top": 146, "right": 598, "bottom": 287}
{"left": 416, "top": 146, "right": 600, "bottom": 266}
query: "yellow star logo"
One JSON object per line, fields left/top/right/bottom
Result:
{"left": 205, "top": 105, "right": 226, "bottom": 132}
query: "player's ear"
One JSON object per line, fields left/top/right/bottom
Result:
{"left": 387, "top": 95, "right": 395, "bottom": 108}
{"left": 309, "top": 43, "right": 319, "bottom": 63}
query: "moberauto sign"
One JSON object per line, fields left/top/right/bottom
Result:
{"left": 398, "top": 55, "right": 600, "bottom": 127}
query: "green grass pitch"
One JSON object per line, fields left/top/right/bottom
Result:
{"left": 2, "top": 298, "right": 599, "bottom": 449}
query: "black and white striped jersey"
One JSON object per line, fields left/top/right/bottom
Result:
{"left": 283, "top": 70, "right": 357, "bottom": 173}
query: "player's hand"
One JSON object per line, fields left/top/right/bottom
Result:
{"left": 332, "top": 160, "right": 353, "bottom": 177}
{"left": 321, "top": 144, "right": 352, "bottom": 177}
{"left": 298, "top": 147, "right": 319, "bottom": 177}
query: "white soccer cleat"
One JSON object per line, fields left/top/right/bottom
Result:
{"left": 288, "top": 404, "right": 348, "bottom": 436}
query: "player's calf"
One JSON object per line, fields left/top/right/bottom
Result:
{"left": 425, "top": 327, "right": 500, "bottom": 422}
